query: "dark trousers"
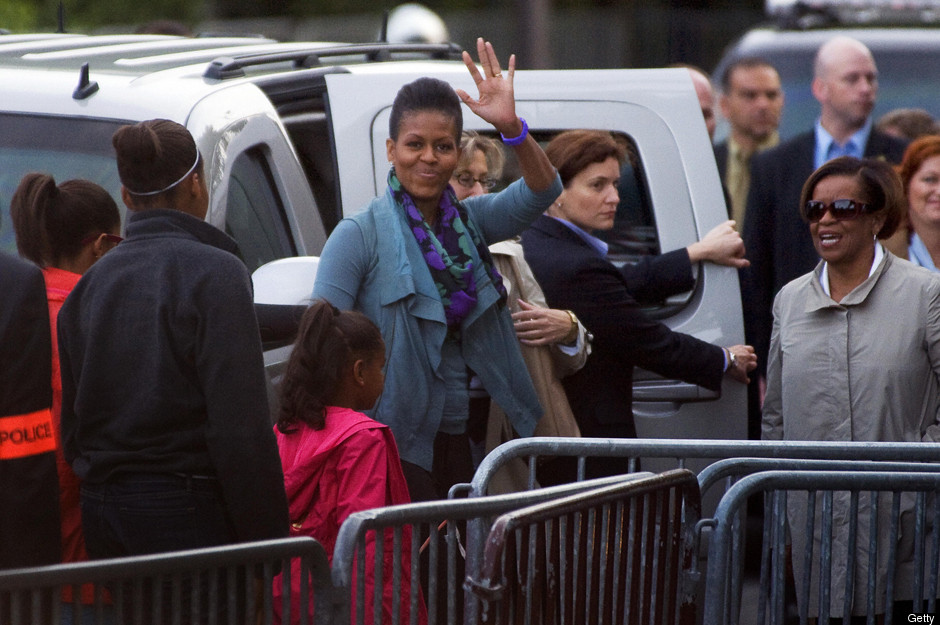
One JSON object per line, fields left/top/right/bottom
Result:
{"left": 80, "top": 473, "right": 240, "bottom": 625}
{"left": 400, "top": 431, "right": 475, "bottom": 503}
{"left": 400, "top": 432, "right": 475, "bottom": 625}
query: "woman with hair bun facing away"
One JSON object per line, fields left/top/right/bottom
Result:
{"left": 273, "top": 300, "right": 424, "bottom": 625}
{"left": 57, "top": 119, "right": 289, "bottom": 621}
{"left": 10, "top": 173, "right": 120, "bottom": 621}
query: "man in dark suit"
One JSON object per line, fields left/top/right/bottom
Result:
{"left": 742, "top": 36, "right": 907, "bottom": 389}
{"left": 713, "top": 57, "right": 784, "bottom": 230}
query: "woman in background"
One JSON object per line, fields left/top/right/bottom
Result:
{"left": 10, "top": 172, "right": 121, "bottom": 623}
{"left": 896, "top": 134, "right": 940, "bottom": 269}
{"left": 451, "top": 130, "right": 587, "bottom": 488}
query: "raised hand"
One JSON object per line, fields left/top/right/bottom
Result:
{"left": 455, "top": 38, "right": 521, "bottom": 137}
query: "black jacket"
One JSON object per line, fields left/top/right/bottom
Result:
{"left": 0, "top": 251, "right": 60, "bottom": 568}
{"left": 58, "top": 209, "right": 289, "bottom": 544}
{"left": 521, "top": 215, "right": 725, "bottom": 442}
{"left": 741, "top": 128, "right": 908, "bottom": 375}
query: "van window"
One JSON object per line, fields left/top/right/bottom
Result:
{"left": 498, "top": 130, "right": 662, "bottom": 273}
{"left": 257, "top": 74, "right": 342, "bottom": 235}
{"left": 0, "top": 114, "right": 125, "bottom": 255}
{"left": 224, "top": 148, "right": 297, "bottom": 273}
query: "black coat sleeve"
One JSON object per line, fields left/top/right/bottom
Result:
{"left": 0, "top": 252, "right": 61, "bottom": 568}
{"left": 524, "top": 224, "right": 724, "bottom": 392}
{"left": 566, "top": 255, "right": 724, "bottom": 391}
{"left": 619, "top": 248, "right": 694, "bottom": 303}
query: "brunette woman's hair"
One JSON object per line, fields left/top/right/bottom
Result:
{"left": 799, "top": 156, "right": 905, "bottom": 240}
{"left": 276, "top": 300, "right": 384, "bottom": 432}
{"left": 389, "top": 76, "right": 463, "bottom": 142}
{"left": 545, "top": 130, "right": 627, "bottom": 187}
{"left": 10, "top": 173, "right": 120, "bottom": 267}
{"left": 111, "top": 118, "right": 202, "bottom": 208}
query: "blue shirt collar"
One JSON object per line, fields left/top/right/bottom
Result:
{"left": 909, "top": 232, "right": 939, "bottom": 272}
{"left": 814, "top": 118, "right": 872, "bottom": 170}
{"left": 549, "top": 216, "right": 609, "bottom": 257}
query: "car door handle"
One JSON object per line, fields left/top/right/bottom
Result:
{"left": 632, "top": 379, "right": 720, "bottom": 402}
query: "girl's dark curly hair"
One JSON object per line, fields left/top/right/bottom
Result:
{"left": 276, "top": 300, "right": 384, "bottom": 433}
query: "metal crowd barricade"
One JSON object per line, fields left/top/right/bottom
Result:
{"left": 468, "top": 469, "right": 702, "bottom": 625}
{"left": 466, "top": 438, "right": 940, "bottom": 624}
{"left": 701, "top": 465, "right": 940, "bottom": 625}
{"left": 0, "top": 537, "right": 335, "bottom": 625}
{"left": 331, "top": 473, "right": 653, "bottom": 625}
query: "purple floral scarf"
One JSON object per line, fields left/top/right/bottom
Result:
{"left": 389, "top": 168, "right": 506, "bottom": 331}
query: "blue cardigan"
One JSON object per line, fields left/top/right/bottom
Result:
{"left": 313, "top": 175, "right": 562, "bottom": 470}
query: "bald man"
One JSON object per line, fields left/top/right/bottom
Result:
{"left": 688, "top": 66, "right": 717, "bottom": 139}
{"left": 741, "top": 36, "right": 907, "bottom": 390}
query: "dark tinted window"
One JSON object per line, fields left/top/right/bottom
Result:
{"left": 224, "top": 148, "right": 296, "bottom": 273}
{"left": 498, "top": 132, "right": 662, "bottom": 267}
{"left": 0, "top": 114, "right": 125, "bottom": 255}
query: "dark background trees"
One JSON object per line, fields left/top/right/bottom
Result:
{"left": 15, "top": 0, "right": 766, "bottom": 72}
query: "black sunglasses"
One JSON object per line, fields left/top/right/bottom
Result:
{"left": 801, "top": 199, "right": 875, "bottom": 223}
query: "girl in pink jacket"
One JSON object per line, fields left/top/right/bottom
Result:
{"left": 273, "top": 300, "right": 425, "bottom": 625}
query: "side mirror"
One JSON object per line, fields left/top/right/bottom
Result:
{"left": 251, "top": 256, "right": 320, "bottom": 306}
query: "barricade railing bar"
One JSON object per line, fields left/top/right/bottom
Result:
{"left": 697, "top": 458, "right": 940, "bottom": 501}
{"left": 702, "top": 469, "right": 940, "bottom": 625}
{"left": 0, "top": 536, "right": 333, "bottom": 625}
{"left": 467, "top": 469, "right": 702, "bottom": 625}
{"left": 471, "top": 439, "right": 940, "bottom": 499}
{"left": 332, "top": 473, "right": 654, "bottom": 625}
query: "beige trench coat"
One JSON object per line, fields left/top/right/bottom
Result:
{"left": 484, "top": 238, "right": 589, "bottom": 494}
{"left": 762, "top": 249, "right": 940, "bottom": 616}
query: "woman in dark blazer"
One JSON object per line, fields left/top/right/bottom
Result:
{"left": 522, "top": 130, "right": 756, "bottom": 477}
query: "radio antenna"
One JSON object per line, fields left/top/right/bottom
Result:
{"left": 57, "top": 1, "right": 66, "bottom": 33}
{"left": 379, "top": 10, "right": 389, "bottom": 42}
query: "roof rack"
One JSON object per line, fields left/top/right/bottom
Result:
{"left": 204, "top": 41, "right": 463, "bottom": 80}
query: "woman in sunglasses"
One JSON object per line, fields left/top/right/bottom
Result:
{"left": 762, "top": 156, "right": 940, "bottom": 618}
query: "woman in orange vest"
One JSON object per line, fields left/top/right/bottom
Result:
{"left": 10, "top": 173, "right": 121, "bottom": 620}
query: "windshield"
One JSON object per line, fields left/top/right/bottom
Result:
{"left": 0, "top": 114, "right": 126, "bottom": 255}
